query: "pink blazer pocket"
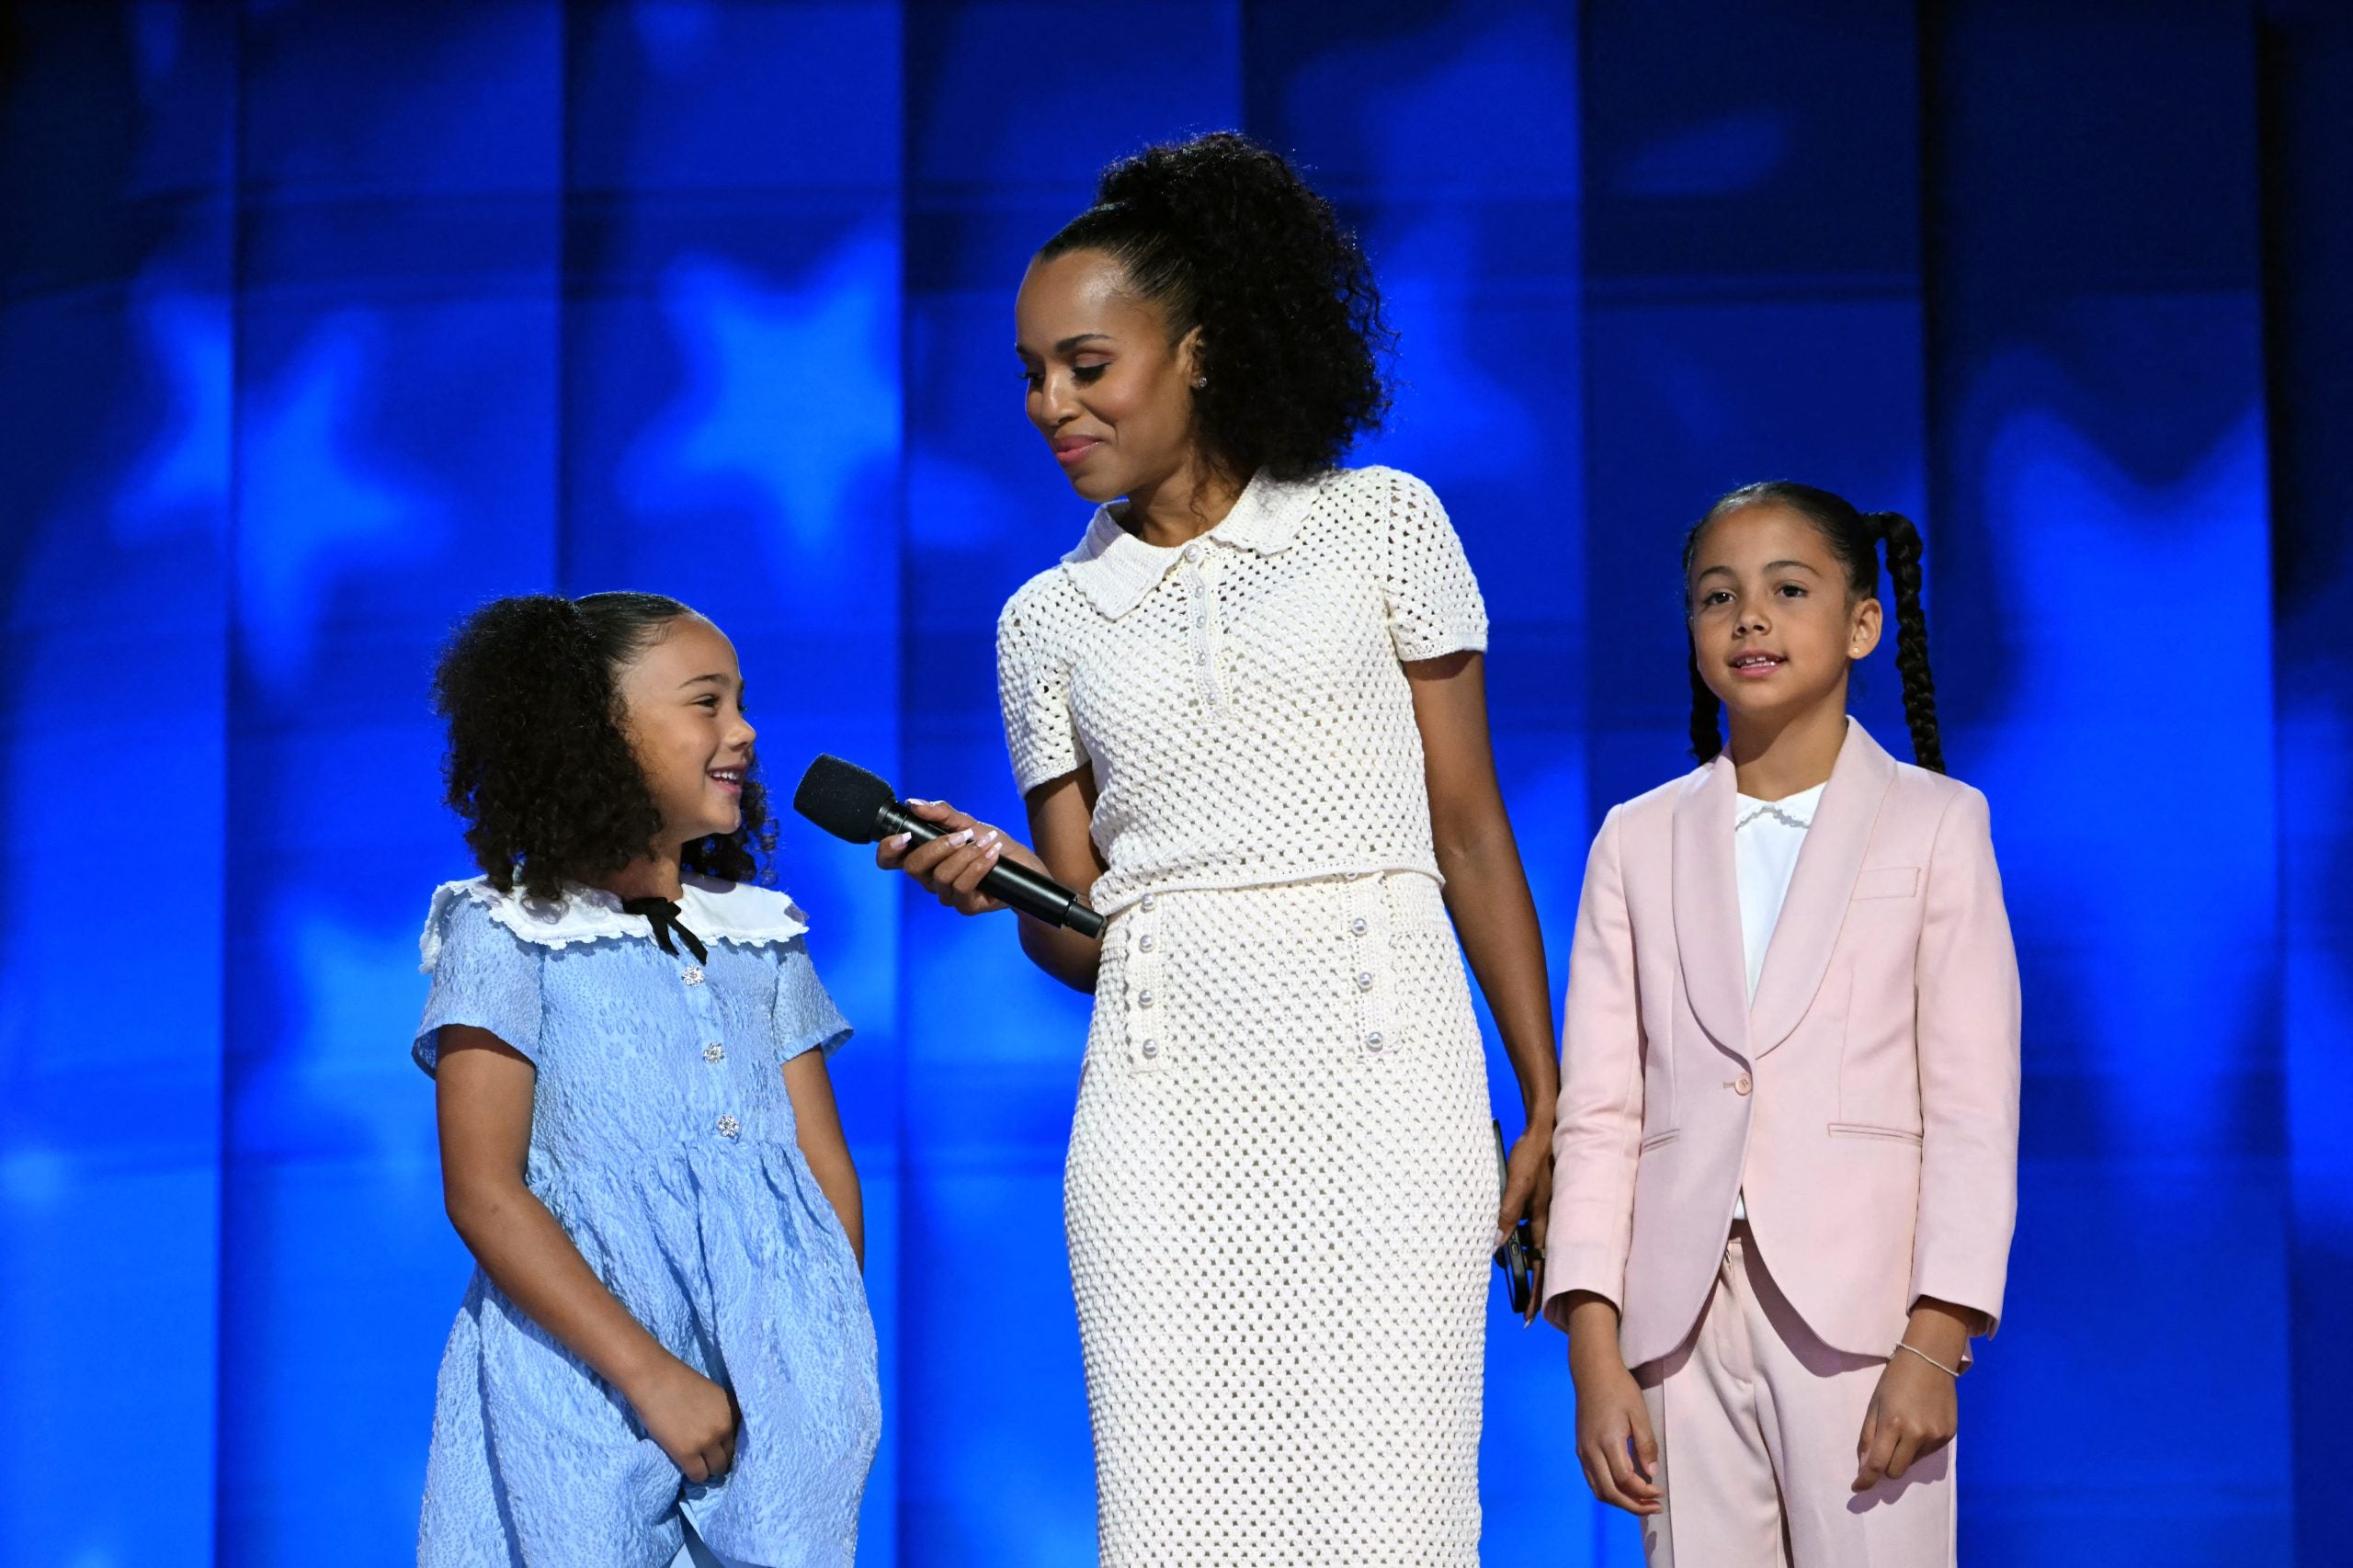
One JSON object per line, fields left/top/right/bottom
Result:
{"left": 1854, "top": 866, "right": 1920, "bottom": 900}
{"left": 1639, "top": 1129, "right": 1680, "bottom": 1153}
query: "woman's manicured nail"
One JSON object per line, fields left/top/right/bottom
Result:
{"left": 949, "top": 829, "right": 972, "bottom": 846}
{"left": 887, "top": 833, "right": 911, "bottom": 851}
{"left": 1492, "top": 1227, "right": 1508, "bottom": 1254}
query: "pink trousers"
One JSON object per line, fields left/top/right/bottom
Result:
{"left": 1633, "top": 1227, "right": 1955, "bottom": 1567}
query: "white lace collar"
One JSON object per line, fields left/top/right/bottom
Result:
{"left": 1059, "top": 467, "right": 1328, "bottom": 619}
{"left": 421, "top": 873, "right": 810, "bottom": 970}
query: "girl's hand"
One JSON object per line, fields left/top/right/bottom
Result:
{"left": 1565, "top": 1297, "right": 1663, "bottom": 1516}
{"left": 1853, "top": 1348, "right": 1959, "bottom": 1491}
{"left": 630, "top": 1354, "right": 740, "bottom": 1484}
{"left": 1495, "top": 1110, "right": 1555, "bottom": 1325}
{"left": 874, "top": 799, "right": 1047, "bottom": 916}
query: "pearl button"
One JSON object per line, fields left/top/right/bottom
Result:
{"left": 681, "top": 966, "right": 704, "bottom": 986}
{"left": 1365, "top": 1032, "right": 1384, "bottom": 1051}
{"left": 716, "top": 1114, "right": 740, "bottom": 1139}
{"left": 1138, "top": 935, "right": 1156, "bottom": 952}
{"left": 1350, "top": 917, "right": 1369, "bottom": 937}
{"left": 1197, "top": 651, "right": 1210, "bottom": 665}
{"left": 1193, "top": 610, "right": 1207, "bottom": 626}
{"left": 1184, "top": 543, "right": 1203, "bottom": 563}
{"left": 1141, "top": 894, "right": 1157, "bottom": 912}
{"left": 1733, "top": 1074, "right": 1753, "bottom": 1096}
{"left": 702, "top": 1042, "right": 725, "bottom": 1063}
{"left": 1139, "top": 989, "right": 1156, "bottom": 1008}
{"left": 1356, "top": 971, "right": 1374, "bottom": 991}
{"left": 1142, "top": 1039, "right": 1161, "bottom": 1058}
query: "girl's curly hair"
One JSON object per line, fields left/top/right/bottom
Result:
{"left": 431, "top": 592, "right": 773, "bottom": 903}
{"left": 1040, "top": 131, "right": 1393, "bottom": 483}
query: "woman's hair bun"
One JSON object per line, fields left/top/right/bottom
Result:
{"left": 1040, "top": 131, "right": 1392, "bottom": 482}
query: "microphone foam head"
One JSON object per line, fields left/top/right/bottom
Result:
{"left": 792, "top": 755, "right": 899, "bottom": 844}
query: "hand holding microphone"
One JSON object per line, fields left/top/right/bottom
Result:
{"left": 792, "top": 755, "right": 1107, "bottom": 938}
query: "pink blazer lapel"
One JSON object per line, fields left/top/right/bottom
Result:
{"left": 1671, "top": 755, "right": 1749, "bottom": 1059}
{"left": 1748, "top": 720, "right": 1899, "bottom": 1057}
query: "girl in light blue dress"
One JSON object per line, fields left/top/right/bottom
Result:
{"left": 415, "top": 592, "right": 878, "bottom": 1568}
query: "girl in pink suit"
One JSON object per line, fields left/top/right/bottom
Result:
{"left": 1545, "top": 482, "right": 2020, "bottom": 1566}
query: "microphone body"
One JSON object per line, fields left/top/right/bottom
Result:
{"left": 793, "top": 755, "right": 1108, "bottom": 939}
{"left": 874, "top": 800, "right": 1108, "bottom": 939}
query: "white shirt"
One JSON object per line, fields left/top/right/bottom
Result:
{"left": 1730, "top": 781, "right": 1825, "bottom": 1221}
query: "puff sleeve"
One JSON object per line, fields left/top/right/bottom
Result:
{"left": 414, "top": 894, "right": 545, "bottom": 1074}
{"left": 771, "top": 936, "right": 854, "bottom": 1063}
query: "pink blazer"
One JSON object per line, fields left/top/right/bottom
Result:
{"left": 1541, "top": 720, "right": 2020, "bottom": 1368}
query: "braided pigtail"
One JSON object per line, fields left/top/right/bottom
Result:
{"left": 1866, "top": 511, "right": 1944, "bottom": 775}
{"left": 1688, "top": 637, "right": 1724, "bottom": 764}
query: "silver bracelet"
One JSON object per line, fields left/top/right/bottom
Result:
{"left": 1895, "top": 1340, "right": 1961, "bottom": 1379}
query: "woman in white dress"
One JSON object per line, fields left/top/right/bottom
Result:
{"left": 884, "top": 131, "right": 1558, "bottom": 1564}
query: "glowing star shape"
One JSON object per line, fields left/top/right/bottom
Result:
{"left": 236, "top": 312, "right": 441, "bottom": 690}
{"left": 625, "top": 228, "right": 900, "bottom": 582}
{"left": 114, "top": 283, "right": 230, "bottom": 543}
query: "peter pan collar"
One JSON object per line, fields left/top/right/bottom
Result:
{"left": 420, "top": 872, "right": 810, "bottom": 971}
{"left": 1059, "top": 467, "right": 1326, "bottom": 619}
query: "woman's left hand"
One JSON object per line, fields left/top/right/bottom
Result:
{"left": 1495, "top": 1109, "right": 1554, "bottom": 1324}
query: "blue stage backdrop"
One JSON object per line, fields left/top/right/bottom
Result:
{"left": 0, "top": 3, "right": 2344, "bottom": 1564}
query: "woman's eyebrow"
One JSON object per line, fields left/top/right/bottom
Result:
{"left": 676, "top": 672, "right": 733, "bottom": 689}
{"left": 1055, "top": 332, "right": 1110, "bottom": 353}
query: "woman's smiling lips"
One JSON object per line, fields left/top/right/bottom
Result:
{"left": 1051, "top": 435, "right": 1103, "bottom": 467}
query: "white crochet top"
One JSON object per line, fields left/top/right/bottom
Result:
{"left": 995, "top": 464, "right": 1488, "bottom": 916}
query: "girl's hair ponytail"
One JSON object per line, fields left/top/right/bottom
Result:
{"left": 1680, "top": 482, "right": 1947, "bottom": 775}
{"left": 1863, "top": 510, "right": 1943, "bottom": 775}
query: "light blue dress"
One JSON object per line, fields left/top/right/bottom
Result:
{"left": 413, "top": 875, "right": 880, "bottom": 1568}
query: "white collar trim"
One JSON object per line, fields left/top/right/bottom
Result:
{"left": 421, "top": 873, "right": 810, "bottom": 971}
{"left": 1058, "top": 468, "right": 1326, "bottom": 619}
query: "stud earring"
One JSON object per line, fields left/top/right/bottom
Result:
{"left": 1191, "top": 375, "right": 1208, "bottom": 389}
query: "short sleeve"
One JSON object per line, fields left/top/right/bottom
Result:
{"left": 996, "top": 593, "right": 1089, "bottom": 794}
{"left": 771, "top": 936, "right": 853, "bottom": 1062}
{"left": 1379, "top": 472, "right": 1489, "bottom": 662}
{"left": 415, "top": 896, "right": 545, "bottom": 1075}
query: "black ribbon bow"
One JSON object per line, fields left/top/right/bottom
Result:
{"left": 620, "top": 895, "right": 709, "bottom": 965}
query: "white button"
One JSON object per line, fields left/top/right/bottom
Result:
{"left": 1344, "top": 871, "right": 1362, "bottom": 881}
{"left": 1142, "top": 1039, "right": 1161, "bottom": 1058}
{"left": 1196, "top": 651, "right": 1210, "bottom": 665}
{"left": 1350, "top": 917, "right": 1369, "bottom": 937}
{"left": 1356, "top": 971, "right": 1374, "bottom": 991}
{"left": 1138, "top": 935, "right": 1156, "bottom": 952}
{"left": 716, "top": 1114, "right": 740, "bottom": 1139}
{"left": 1365, "top": 1032, "right": 1384, "bottom": 1051}
{"left": 1184, "top": 543, "right": 1203, "bottom": 563}
{"left": 1141, "top": 894, "right": 1157, "bottom": 912}
{"left": 1193, "top": 610, "right": 1207, "bottom": 626}
{"left": 1139, "top": 990, "right": 1156, "bottom": 1008}
{"left": 682, "top": 966, "right": 704, "bottom": 986}
{"left": 701, "top": 1042, "right": 725, "bottom": 1063}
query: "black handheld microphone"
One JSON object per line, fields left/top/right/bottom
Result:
{"left": 792, "top": 754, "right": 1108, "bottom": 940}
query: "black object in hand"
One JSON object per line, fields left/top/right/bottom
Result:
{"left": 792, "top": 754, "right": 1108, "bottom": 940}
{"left": 1493, "top": 1119, "right": 1540, "bottom": 1318}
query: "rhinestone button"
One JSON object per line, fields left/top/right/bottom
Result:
{"left": 1142, "top": 1039, "right": 1161, "bottom": 1058}
{"left": 1356, "top": 971, "right": 1374, "bottom": 991}
{"left": 1350, "top": 917, "right": 1369, "bottom": 937}
{"left": 1138, "top": 935, "right": 1156, "bottom": 952}
{"left": 716, "top": 1114, "right": 740, "bottom": 1139}
{"left": 681, "top": 966, "right": 704, "bottom": 986}
{"left": 702, "top": 1042, "right": 725, "bottom": 1063}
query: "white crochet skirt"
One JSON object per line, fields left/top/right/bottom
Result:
{"left": 1066, "top": 871, "right": 1492, "bottom": 1565}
